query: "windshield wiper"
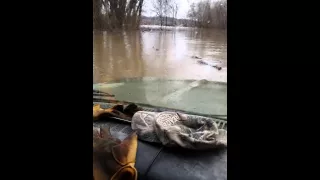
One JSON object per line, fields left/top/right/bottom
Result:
{"left": 93, "top": 90, "right": 115, "bottom": 97}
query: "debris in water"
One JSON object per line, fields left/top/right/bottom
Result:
{"left": 197, "top": 60, "right": 222, "bottom": 70}
{"left": 197, "top": 60, "right": 208, "bottom": 65}
{"left": 212, "top": 65, "right": 222, "bottom": 70}
{"left": 191, "top": 55, "right": 202, "bottom": 59}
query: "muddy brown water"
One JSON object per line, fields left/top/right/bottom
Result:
{"left": 93, "top": 27, "right": 227, "bottom": 84}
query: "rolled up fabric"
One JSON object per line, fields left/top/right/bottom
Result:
{"left": 131, "top": 111, "right": 227, "bottom": 150}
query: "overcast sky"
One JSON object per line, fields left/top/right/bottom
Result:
{"left": 142, "top": 0, "right": 197, "bottom": 19}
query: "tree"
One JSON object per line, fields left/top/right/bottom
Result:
{"left": 151, "top": 0, "right": 165, "bottom": 27}
{"left": 187, "top": 3, "right": 197, "bottom": 27}
{"left": 169, "top": 1, "right": 178, "bottom": 25}
{"left": 93, "top": 0, "right": 145, "bottom": 30}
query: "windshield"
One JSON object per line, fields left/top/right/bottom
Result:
{"left": 93, "top": 0, "right": 227, "bottom": 117}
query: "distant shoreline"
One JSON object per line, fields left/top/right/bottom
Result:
{"left": 93, "top": 25, "right": 227, "bottom": 33}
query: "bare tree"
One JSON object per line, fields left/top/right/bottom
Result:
{"left": 151, "top": 0, "right": 165, "bottom": 27}
{"left": 93, "top": 0, "right": 104, "bottom": 29}
{"left": 93, "top": 0, "right": 145, "bottom": 30}
{"left": 163, "top": 0, "right": 172, "bottom": 26}
{"left": 125, "top": 0, "right": 144, "bottom": 28}
{"left": 187, "top": 2, "right": 197, "bottom": 27}
{"left": 169, "top": 0, "right": 178, "bottom": 26}
{"left": 174, "top": 2, "right": 178, "bottom": 24}
{"left": 212, "top": 0, "right": 227, "bottom": 29}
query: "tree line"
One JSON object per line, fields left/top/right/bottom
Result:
{"left": 187, "top": 0, "right": 227, "bottom": 29}
{"left": 93, "top": 0, "right": 227, "bottom": 30}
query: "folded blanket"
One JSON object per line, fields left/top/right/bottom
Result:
{"left": 131, "top": 111, "right": 227, "bottom": 150}
{"left": 93, "top": 126, "right": 138, "bottom": 180}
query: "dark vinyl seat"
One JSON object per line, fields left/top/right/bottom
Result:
{"left": 135, "top": 140, "right": 227, "bottom": 180}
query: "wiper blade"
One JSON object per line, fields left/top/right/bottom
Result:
{"left": 108, "top": 117, "right": 132, "bottom": 124}
{"left": 93, "top": 90, "right": 115, "bottom": 97}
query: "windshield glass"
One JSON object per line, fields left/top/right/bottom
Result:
{"left": 93, "top": 0, "right": 227, "bottom": 117}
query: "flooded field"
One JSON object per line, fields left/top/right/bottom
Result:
{"left": 93, "top": 28, "right": 227, "bottom": 84}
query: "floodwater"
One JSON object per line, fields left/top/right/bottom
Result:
{"left": 93, "top": 27, "right": 227, "bottom": 84}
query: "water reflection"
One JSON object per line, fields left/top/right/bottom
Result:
{"left": 93, "top": 28, "right": 227, "bottom": 84}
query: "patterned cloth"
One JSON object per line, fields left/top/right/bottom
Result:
{"left": 131, "top": 111, "right": 227, "bottom": 150}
